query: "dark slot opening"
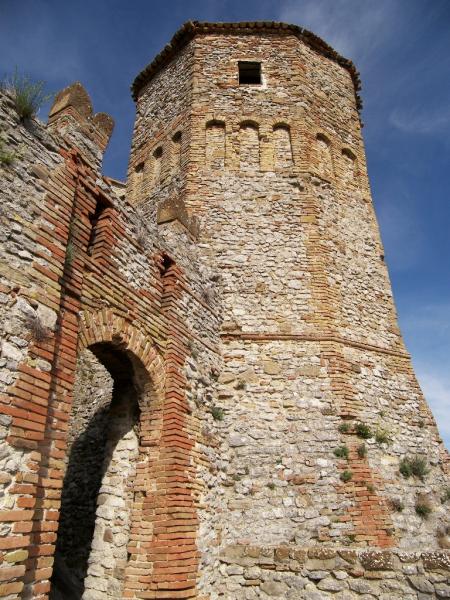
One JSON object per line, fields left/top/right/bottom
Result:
{"left": 238, "top": 61, "right": 262, "bottom": 85}
{"left": 87, "top": 196, "right": 112, "bottom": 256}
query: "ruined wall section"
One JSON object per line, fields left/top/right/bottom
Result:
{"left": 0, "top": 85, "right": 222, "bottom": 600}
{"left": 0, "top": 91, "right": 72, "bottom": 600}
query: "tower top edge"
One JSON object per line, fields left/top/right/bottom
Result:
{"left": 130, "top": 20, "right": 362, "bottom": 111}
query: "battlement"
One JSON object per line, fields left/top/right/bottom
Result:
{"left": 48, "top": 82, "right": 114, "bottom": 168}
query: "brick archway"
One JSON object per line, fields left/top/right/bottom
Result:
{"left": 50, "top": 309, "right": 172, "bottom": 599}
{"left": 77, "top": 308, "right": 165, "bottom": 397}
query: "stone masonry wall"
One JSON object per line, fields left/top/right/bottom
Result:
{"left": 0, "top": 83, "right": 222, "bottom": 600}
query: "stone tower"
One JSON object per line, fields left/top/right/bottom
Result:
{"left": 0, "top": 20, "right": 448, "bottom": 600}
{"left": 129, "top": 21, "right": 449, "bottom": 597}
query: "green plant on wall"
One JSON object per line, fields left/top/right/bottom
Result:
{"left": 1, "top": 68, "right": 52, "bottom": 121}
{"left": 0, "top": 136, "right": 15, "bottom": 165}
{"left": 399, "top": 456, "right": 429, "bottom": 481}
{"left": 338, "top": 422, "right": 351, "bottom": 434}
{"left": 340, "top": 470, "right": 353, "bottom": 483}
{"left": 210, "top": 406, "right": 224, "bottom": 421}
{"left": 334, "top": 445, "right": 349, "bottom": 460}
{"left": 441, "top": 487, "right": 450, "bottom": 504}
{"left": 415, "top": 500, "right": 432, "bottom": 519}
{"left": 357, "top": 443, "right": 367, "bottom": 458}
{"left": 355, "top": 422, "right": 372, "bottom": 439}
{"left": 375, "top": 427, "right": 391, "bottom": 445}
{"left": 389, "top": 497, "right": 404, "bottom": 512}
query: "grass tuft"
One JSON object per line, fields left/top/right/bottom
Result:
{"left": 355, "top": 422, "right": 372, "bottom": 439}
{"left": 24, "top": 313, "right": 51, "bottom": 343}
{"left": 389, "top": 497, "right": 404, "bottom": 512}
{"left": 340, "top": 470, "right": 353, "bottom": 483}
{"left": 210, "top": 406, "right": 224, "bottom": 421}
{"left": 415, "top": 500, "right": 432, "bottom": 519}
{"left": 338, "top": 422, "right": 350, "bottom": 434}
{"left": 1, "top": 68, "right": 52, "bottom": 121}
{"left": 334, "top": 445, "right": 349, "bottom": 460}
{"left": 399, "top": 456, "right": 429, "bottom": 481}
{"left": 375, "top": 428, "right": 391, "bottom": 445}
{"left": 357, "top": 443, "right": 367, "bottom": 459}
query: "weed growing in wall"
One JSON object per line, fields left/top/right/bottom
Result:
{"left": 24, "top": 313, "right": 51, "bottom": 343}
{"left": 333, "top": 445, "right": 349, "bottom": 459}
{"left": 65, "top": 240, "right": 75, "bottom": 267}
{"left": 399, "top": 456, "right": 429, "bottom": 481}
{"left": 415, "top": 499, "right": 432, "bottom": 519}
{"left": 375, "top": 427, "right": 391, "bottom": 445}
{"left": 338, "top": 422, "right": 351, "bottom": 434}
{"left": 390, "top": 497, "right": 405, "bottom": 512}
{"left": 1, "top": 68, "right": 52, "bottom": 121}
{"left": 340, "top": 470, "right": 353, "bottom": 482}
{"left": 210, "top": 406, "right": 224, "bottom": 421}
{"left": 0, "top": 135, "right": 15, "bottom": 166}
{"left": 355, "top": 422, "right": 372, "bottom": 439}
{"left": 357, "top": 443, "right": 367, "bottom": 458}
{"left": 441, "top": 487, "right": 450, "bottom": 504}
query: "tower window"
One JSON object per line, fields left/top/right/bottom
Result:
{"left": 238, "top": 61, "right": 262, "bottom": 85}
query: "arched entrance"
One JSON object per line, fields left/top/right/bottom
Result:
{"left": 50, "top": 341, "right": 154, "bottom": 599}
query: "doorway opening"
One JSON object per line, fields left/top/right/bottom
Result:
{"left": 50, "top": 342, "right": 150, "bottom": 599}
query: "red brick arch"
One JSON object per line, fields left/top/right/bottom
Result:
{"left": 77, "top": 308, "right": 166, "bottom": 395}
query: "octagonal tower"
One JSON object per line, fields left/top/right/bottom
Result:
{"left": 129, "top": 21, "right": 449, "bottom": 598}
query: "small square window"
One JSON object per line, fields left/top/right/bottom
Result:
{"left": 238, "top": 61, "right": 262, "bottom": 85}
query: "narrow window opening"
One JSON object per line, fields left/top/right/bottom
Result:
{"left": 153, "top": 146, "right": 163, "bottom": 181}
{"left": 172, "top": 131, "right": 182, "bottom": 170}
{"left": 87, "top": 196, "right": 112, "bottom": 256}
{"left": 133, "top": 161, "right": 145, "bottom": 201}
{"left": 238, "top": 61, "right": 262, "bottom": 85}
{"left": 159, "top": 253, "right": 175, "bottom": 277}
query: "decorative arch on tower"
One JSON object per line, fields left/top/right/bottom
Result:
{"left": 239, "top": 120, "right": 260, "bottom": 171}
{"left": 341, "top": 147, "right": 358, "bottom": 185}
{"left": 205, "top": 119, "right": 226, "bottom": 169}
{"left": 315, "top": 132, "right": 334, "bottom": 179}
{"left": 273, "top": 122, "right": 294, "bottom": 169}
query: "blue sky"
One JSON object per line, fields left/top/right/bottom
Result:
{"left": 1, "top": 0, "right": 449, "bottom": 447}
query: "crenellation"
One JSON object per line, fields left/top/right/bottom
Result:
{"left": 0, "top": 19, "right": 448, "bottom": 600}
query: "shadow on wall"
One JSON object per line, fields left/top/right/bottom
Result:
{"left": 50, "top": 405, "right": 110, "bottom": 599}
{"left": 49, "top": 347, "right": 142, "bottom": 600}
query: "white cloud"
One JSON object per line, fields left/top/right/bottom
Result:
{"left": 278, "top": 0, "right": 398, "bottom": 65}
{"left": 390, "top": 105, "right": 450, "bottom": 134}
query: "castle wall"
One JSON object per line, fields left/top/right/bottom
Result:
{"left": 0, "top": 20, "right": 448, "bottom": 600}
{"left": 0, "top": 87, "right": 221, "bottom": 599}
